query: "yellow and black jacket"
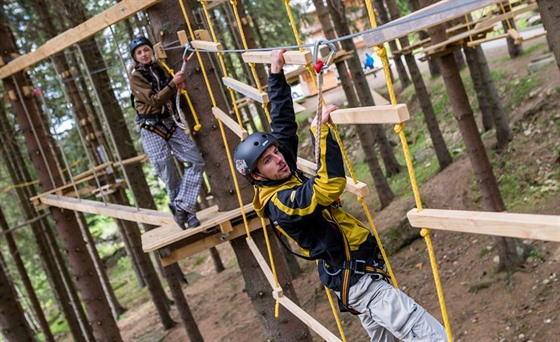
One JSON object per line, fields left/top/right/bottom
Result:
{"left": 253, "top": 71, "right": 385, "bottom": 297}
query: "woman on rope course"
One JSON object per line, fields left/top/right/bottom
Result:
{"left": 128, "top": 36, "right": 204, "bottom": 229}
{"left": 233, "top": 49, "right": 447, "bottom": 342}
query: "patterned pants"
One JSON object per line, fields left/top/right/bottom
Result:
{"left": 141, "top": 121, "right": 204, "bottom": 214}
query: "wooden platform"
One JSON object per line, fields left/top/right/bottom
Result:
{"left": 407, "top": 208, "right": 560, "bottom": 242}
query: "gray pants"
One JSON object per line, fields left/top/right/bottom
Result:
{"left": 345, "top": 275, "right": 447, "bottom": 342}
{"left": 141, "top": 122, "right": 204, "bottom": 214}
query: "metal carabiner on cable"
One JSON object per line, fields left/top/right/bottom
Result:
{"left": 180, "top": 42, "right": 194, "bottom": 72}
{"left": 312, "top": 39, "right": 337, "bottom": 74}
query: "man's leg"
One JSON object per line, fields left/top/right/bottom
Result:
{"left": 141, "top": 129, "right": 181, "bottom": 203}
{"left": 168, "top": 129, "right": 204, "bottom": 219}
{"left": 347, "top": 275, "right": 447, "bottom": 342}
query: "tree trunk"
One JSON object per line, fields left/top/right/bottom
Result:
{"left": 385, "top": 0, "right": 452, "bottom": 170}
{"left": 420, "top": 0, "right": 524, "bottom": 273}
{"left": 328, "top": 0, "right": 401, "bottom": 177}
{"left": 0, "top": 208, "right": 53, "bottom": 341}
{"left": 536, "top": 0, "right": 560, "bottom": 71}
{"left": 464, "top": 46, "right": 494, "bottom": 131}
{"left": 0, "top": 23, "right": 122, "bottom": 342}
{"left": 0, "top": 252, "right": 37, "bottom": 341}
{"left": 406, "top": 0, "right": 440, "bottom": 77}
{"left": 375, "top": 0, "right": 411, "bottom": 88}
{"left": 501, "top": 4, "right": 522, "bottom": 58}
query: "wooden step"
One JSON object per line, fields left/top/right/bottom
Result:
{"left": 407, "top": 208, "right": 560, "bottom": 242}
{"left": 222, "top": 77, "right": 269, "bottom": 103}
{"left": 190, "top": 39, "right": 223, "bottom": 51}
{"left": 212, "top": 107, "right": 248, "bottom": 139}
{"left": 330, "top": 104, "right": 409, "bottom": 124}
{"left": 241, "top": 51, "right": 312, "bottom": 65}
{"left": 297, "top": 157, "right": 369, "bottom": 198}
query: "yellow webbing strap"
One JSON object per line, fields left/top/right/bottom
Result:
{"left": 158, "top": 60, "right": 201, "bottom": 131}
{"left": 499, "top": 1, "right": 513, "bottom": 31}
{"left": 230, "top": 0, "right": 272, "bottom": 123}
{"left": 364, "top": 1, "right": 452, "bottom": 340}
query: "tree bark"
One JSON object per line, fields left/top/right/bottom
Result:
{"left": 501, "top": 4, "right": 522, "bottom": 58}
{"left": 385, "top": 0, "right": 452, "bottom": 170}
{"left": 0, "top": 251, "right": 37, "bottom": 342}
{"left": 420, "top": 0, "right": 524, "bottom": 273}
{"left": 536, "top": 0, "right": 560, "bottom": 71}
{"left": 464, "top": 46, "right": 494, "bottom": 131}
{"left": 0, "top": 23, "right": 122, "bottom": 342}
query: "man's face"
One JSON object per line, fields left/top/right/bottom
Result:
{"left": 134, "top": 45, "right": 153, "bottom": 64}
{"left": 250, "top": 145, "right": 291, "bottom": 182}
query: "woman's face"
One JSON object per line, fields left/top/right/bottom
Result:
{"left": 134, "top": 45, "right": 153, "bottom": 64}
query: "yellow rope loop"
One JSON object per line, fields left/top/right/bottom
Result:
{"left": 261, "top": 217, "right": 280, "bottom": 289}
{"left": 323, "top": 284, "right": 348, "bottom": 342}
{"left": 357, "top": 196, "right": 398, "bottom": 288}
{"left": 393, "top": 123, "right": 404, "bottom": 134}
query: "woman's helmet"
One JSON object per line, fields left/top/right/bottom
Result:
{"left": 233, "top": 132, "right": 278, "bottom": 182}
{"left": 130, "top": 37, "right": 153, "bottom": 59}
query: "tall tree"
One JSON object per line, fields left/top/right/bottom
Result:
{"left": 328, "top": 0, "right": 402, "bottom": 177}
{"left": 500, "top": 3, "right": 522, "bottom": 58}
{"left": 0, "top": 251, "right": 37, "bottom": 342}
{"left": 0, "top": 22, "right": 122, "bottom": 342}
{"left": 313, "top": 0, "right": 395, "bottom": 207}
{"left": 535, "top": 0, "right": 560, "bottom": 71}
{"left": 385, "top": 0, "right": 452, "bottom": 170}
{"left": 419, "top": 0, "right": 525, "bottom": 272}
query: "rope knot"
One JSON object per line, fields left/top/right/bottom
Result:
{"left": 374, "top": 45, "right": 387, "bottom": 58}
{"left": 394, "top": 124, "right": 404, "bottom": 134}
{"left": 420, "top": 228, "right": 430, "bottom": 237}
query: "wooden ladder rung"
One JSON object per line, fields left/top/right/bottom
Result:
{"left": 297, "top": 157, "right": 368, "bottom": 198}
{"left": 212, "top": 107, "right": 248, "bottom": 139}
{"left": 222, "top": 77, "right": 269, "bottom": 103}
{"left": 241, "top": 51, "right": 312, "bottom": 65}
{"left": 406, "top": 208, "right": 560, "bottom": 242}
{"left": 330, "top": 104, "right": 409, "bottom": 125}
{"left": 190, "top": 40, "right": 223, "bottom": 51}
{"left": 466, "top": 32, "right": 510, "bottom": 47}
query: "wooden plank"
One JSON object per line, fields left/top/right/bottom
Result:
{"left": 364, "top": 0, "right": 501, "bottom": 47}
{"left": 142, "top": 204, "right": 254, "bottom": 252}
{"left": 190, "top": 40, "right": 223, "bottom": 51}
{"left": 274, "top": 295, "right": 342, "bottom": 342}
{"left": 113, "top": 154, "right": 147, "bottom": 168}
{"left": 246, "top": 238, "right": 277, "bottom": 287}
{"left": 474, "top": 3, "right": 539, "bottom": 31}
{"left": 372, "top": 90, "right": 390, "bottom": 106}
{"left": 0, "top": 0, "right": 162, "bottom": 80}
{"left": 407, "top": 208, "right": 560, "bottom": 242}
{"left": 219, "top": 220, "right": 233, "bottom": 235}
{"left": 160, "top": 216, "right": 261, "bottom": 265}
{"left": 212, "top": 107, "right": 248, "bottom": 139}
{"left": 330, "top": 104, "right": 409, "bottom": 125}
{"left": 466, "top": 32, "right": 511, "bottom": 47}
{"left": 177, "top": 30, "right": 188, "bottom": 47}
{"left": 296, "top": 158, "right": 369, "bottom": 198}
{"left": 241, "top": 51, "right": 312, "bottom": 65}
{"left": 73, "top": 161, "right": 112, "bottom": 181}
{"left": 222, "top": 77, "right": 269, "bottom": 103}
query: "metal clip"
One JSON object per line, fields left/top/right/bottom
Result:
{"left": 312, "top": 39, "right": 337, "bottom": 73}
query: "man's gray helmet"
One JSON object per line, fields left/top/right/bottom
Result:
{"left": 130, "top": 37, "right": 153, "bottom": 59}
{"left": 233, "top": 132, "right": 278, "bottom": 181}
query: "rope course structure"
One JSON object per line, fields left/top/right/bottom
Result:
{"left": 1, "top": 0, "right": 558, "bottom": 340}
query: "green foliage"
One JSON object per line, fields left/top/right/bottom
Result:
{"left": 521, "top": 42, "right": 547, "bottom": 56}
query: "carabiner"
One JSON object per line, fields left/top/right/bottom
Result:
{"left": 312, "top": 39, "right": 337, "bottom": 73}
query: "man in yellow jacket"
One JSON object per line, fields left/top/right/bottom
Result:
{"left": 233, "top": 50, "right": 446, "bottom": 341}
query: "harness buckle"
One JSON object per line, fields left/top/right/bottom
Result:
{"left": 346, "top": 259, "right": 366, "bottom": 275}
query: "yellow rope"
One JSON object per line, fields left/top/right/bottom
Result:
{"left": 465, "top": 14, "right": 474, "bottom": 44}
{"left": 230, "top": 0, "right": 271, "bottom": 123}
{"left": 159, "top": 61, "right": 201, "bottom": 131}
{"left": 178, "top": 0, "right": 251, "bottom": 242}
{"left": 499, "top": 1, "right": 512, "bottom": 31}
{"left": 364, "top": 1, "right": 452, "bottom": 340}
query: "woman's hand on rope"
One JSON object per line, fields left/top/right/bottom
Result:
{"left": 172, "top": 70, "right": 186, "bottom": 89}
{"left": 270, "top": 49, "right": 287, "bottom": 74}
{"left": 311, "top": 104, "right": 339, "bottom": 128}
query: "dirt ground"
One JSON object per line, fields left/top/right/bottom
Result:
{"left": 118, "top": 36, "right": 559, "bottom": 342}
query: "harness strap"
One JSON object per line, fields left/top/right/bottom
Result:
{"left": 136, "top": 112, "right": 171, "bottom": 121}
{"left": 139, "top": 121, "right": 177, "bottom": 141}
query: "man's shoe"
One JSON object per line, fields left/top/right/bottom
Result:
{"left": 187, "top": 213, "right": 201, "bottom": 228}
{"left": 173, "top": 208, "right": 189, "bottom": 230}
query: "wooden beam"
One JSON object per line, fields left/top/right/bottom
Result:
{"left": 222, "top": 77, "right": 269, "bottom": 103}
{"left": 212, "top": 107, "right": 248, "bottom": 139}
{"left": 474, "top": 2, "right": 539, "bottom": 31}
{"left": 330, "top": 104, "right": 409, "bottom": 125}
{"left": 296, "top": 158, "right": 369, "bottom": 198}
{"left": 466, "top": 31, "right": 513, "bottom": 48}
{"left": 142, "top": 204, "right": 254, "bottom": 252}
{"left": 190, "top": 40, "right": 223, "bottom": 51}
{"left": 112, "top": 154, "right": 147, "bottom": 168}
{"left": 246, "top": 238, "right": 277, "bottom": 287}
{"left": 160, "top": 216, "right": 261, "bottom": 265}
{"left": 363, "top": 0, "right": 501, "bottom": 47}
{"left": 72, "top": 161, "right": 112, "bottom": 181}
{"left": 407, "top": 208, "right": 560, "bottom": 242}
{"left": 177, "top": 30, "right": 188, "bottom": 47}
{"left": 0, "top": 0, "right": 162, "bottom": 80}
{"left": 241, "top": 51, "right": 312, "bottom": 65}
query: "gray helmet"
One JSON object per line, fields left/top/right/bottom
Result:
{"left": 130, "top": 36, "right": 153, "bottom": 58}
{"left": 234, "top": 132, "right": 278, "bottom": 181}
